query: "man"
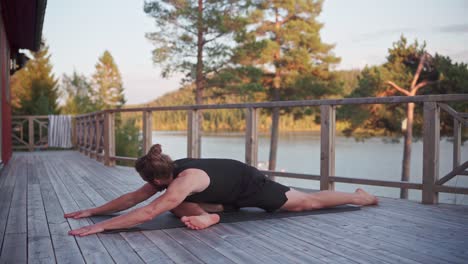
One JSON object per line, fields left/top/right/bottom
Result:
{"left": 66, "top": 144, "right": 378, "bottom": 236}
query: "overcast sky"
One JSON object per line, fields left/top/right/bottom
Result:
{"left": 43, "top": 0, "right": 468, "bottom": 105}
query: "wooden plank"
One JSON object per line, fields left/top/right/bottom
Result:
{"left": 27, "top": 156, "right": 56, "bottom": 264}
{"left": 77, "top": 94, "right": 468, "bottom": 115}
{"left": 104, "top": 112, "right": 116, "bottom": 166}
{"left": 0, "top": 156, "right": 18, "bottom": 254}
{"left": 187, "top": 109, "right": 201, "bottom": 158}
{"left": 320, "top": 105, "right": 336, "bottom": 190}
{"left": 330, "top": 176, "right": 423, "bottom": 189}
{"left": 163, "top": 228, "right": 236, "bottom": 264}
{"left": 453, "top": 118, "right": 461, "bottom": 169}
{"left": 422, "top": 102, "right": 440, "bottom": 204}
{"left": 304, "top": 213, "right": 460, "bottom": 264}
{"left": 230, "top": 221, "right": 353, "bottom": 264}
{"left": 183, "top": 228, "right": 269, "bottom": 264}
{"left": 42, "top": 158, "right": 116, "bottom": 264}
{"left": 95, "top": 114, "right": 102, "bottom": 160}
{"left": 435, "top": 185, "right": 468, "bottom": 195}
{"left": 328, "top": 210, "right": 468, "bottom": 262}
{"left": 51, "top": 158, "right": 145, "bottom": 264}
{"left": 245, "top": 107, "right": 259, "bottom": 167}
{"left": 143, "top": 230, "right": 204, "bottom": 264}
{"left": 36, "top": 157, "right": 85, "bottom": 264}
{"left": 261, "top": 170, "right": 321, "bottom": 181}
{"left": 28, "top": 116, "right": 34, "bottom": 151}
{"left": 120, "top": 232, "right": 174, "bottom": 264}
{"left": 142, "top": 111, "right": 153, "bottom": 154}
{"left": 1, "top": 156, "right": 28, "bottom": 263}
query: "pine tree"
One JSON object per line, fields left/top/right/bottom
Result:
{"left": 61, "top": 71, "right": 97, "bottom": 114}
{"left": 217, "top": 0, "right": 341, "bottom": 170}
{"left": 144, "top": 0, "right": 249, "bottom": 105}
{"left": 92, "top": 51, "right": 125, "bottom": 110}
{"left": 11, "top": 41, "right": 60, "bottom": 115}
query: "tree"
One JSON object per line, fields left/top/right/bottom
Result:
{"left": 61, "top": 71, "right": 97, "bottom": 114}
{"left": 92, "top": 51, "right": 126, "bottom": 110}
{"left": 11, "top": 41, "right": 60, "bottom": 115}
{"left": 144, "top": 0, "right": 249, "bottom": 105}
{"left": 383, "top": 37, "right": 439, "bottom": 199}
{"left": 340, "top": 36, "right": 468, "bottom": 199}
{"left": 214, "top": 0, "right": 340, "bottom": 170}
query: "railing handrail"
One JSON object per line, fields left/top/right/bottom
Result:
{"left": 75, "top": 94, "right": 468, "bottom": 117}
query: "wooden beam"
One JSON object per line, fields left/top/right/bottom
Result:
{"left": 245, "top": 108, "right": 258, "bottom": 167}
{"left": 436, "top": 160, "right": 468, "bottom": 185}
{"left": 28, "top": 117, "right": 34, "bottom": 151}
{"left": 112, "top": 156, "right": 138, "bottom": 162}
{"left": 104, "top": 112, "right": 115, "bottom": 166}
{"left": 330, "top": 176, "right": 423, "bottom": 190}
{"left": 422, "top": 102, "right": 440, "bottom": 204}
{"left": 74, "top": 94, "right": 468, "bottom": 116}
{"left": 320, "top": 105, "right": 336, "bottom": 191}
{"left": 453, "top": 119, "right": 461, "bottom": 170}
{"left": 434, "top": 185, "right": 468, "bottom": 195}
{"left": 142, "top": 111, "right": 153, "bottom": 155}
{"left": 95, "top": 114, "right": 102, "bottom": 160}
{"left": 187, "top": 110, "right": 201, "bottom": 158}
{"left": 438, "top": 103, "right": 468, "bottom": 127}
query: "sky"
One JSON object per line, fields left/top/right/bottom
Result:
{"left": 42, "top": 0, "right": 468, "bottom": 105}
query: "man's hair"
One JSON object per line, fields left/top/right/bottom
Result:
{"left": 135, "top": 144, "right": 174, "bottom": 182}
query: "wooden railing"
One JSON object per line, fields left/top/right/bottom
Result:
{"left": 74, "top": 94, "right": 468, "bottom": 204}
{"left": 12, "top": 115, "right": 49, "bottom": 151}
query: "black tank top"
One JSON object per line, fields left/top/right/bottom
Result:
{"left": 172, "top": 158, "right": 264, "bottom": 205}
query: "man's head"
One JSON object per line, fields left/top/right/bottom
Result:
{"left": 135, "top": 144, "right": 174, "bottom": 186}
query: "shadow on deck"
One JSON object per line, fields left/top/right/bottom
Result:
{"left": 0, "top": 151, "right": 467, "bottom": 263}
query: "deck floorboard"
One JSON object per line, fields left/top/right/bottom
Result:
{"left": 0, "top": 151, "right": 467, "bottom": 264}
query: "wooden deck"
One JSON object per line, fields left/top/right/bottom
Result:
{"left": 0, "top": 151, "right": 467, "bottom": 264}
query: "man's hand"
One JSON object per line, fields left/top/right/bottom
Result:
{"left": 68, "top": 224, "right": 104, "bottom": 237}
{"left": 64, "top": 209, "right": 94, "bottom": 219}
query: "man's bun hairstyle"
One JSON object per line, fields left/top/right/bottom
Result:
{"left": 135, "top": 144, "right": 174, "bottom": 182}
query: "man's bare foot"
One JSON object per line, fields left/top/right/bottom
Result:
{"left": 181, "top": 214, "right": 220, "bottom": 230}
{"left": 355, "top": 188, "right": 379, "bottom": 205}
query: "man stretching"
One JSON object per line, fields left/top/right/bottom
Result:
{"left": 66, "top": 144, "right": 378, "bottom": 236}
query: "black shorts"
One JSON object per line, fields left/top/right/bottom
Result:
{"left": 234, "top": 174, "right": 290, "bottom": 212}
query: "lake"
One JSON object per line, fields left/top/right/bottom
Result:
{"left": 151, "top": 131, "right": 468, "bottom": 205}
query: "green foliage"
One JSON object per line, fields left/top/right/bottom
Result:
{"left": 11, "top": 41, "right": 60, "bottom": 115}
{"left": 115, "top": 117, "right": 142, "bottom": 166}
{"left": 92, "top": 51, "right": 126, "bottom": 110}
{"left": 61, "top": 71, "right": 97, "bottom": 114}
{"left": 211, "top": 0, "right": 341, "bottom": 108}
{"left": 144, "top": 0, "right": 250, "bottom": 103}
{"left": 339, "top": 36, "right": 468, "bottom": 139}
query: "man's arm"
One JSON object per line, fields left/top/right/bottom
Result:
{"left": 68, "top": 169, "right": 209, "bottom": 236}
{"left": 64, "top": 183, "right": 159, "bottom": 219}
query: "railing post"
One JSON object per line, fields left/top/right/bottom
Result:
{"left": 422, "top": 102, "right": 440, "bottom": 204}
{"left": 320, "top": 105, "right": 336, "bottom": 191}
{"left": 104, "top": 111, "right": 116, "bottom": 166}
{"left": 245, "top": 107, "right": 258, "bottom": 168}
{"left": 142, "top": 111, "right": 153, "bottom": 154}
{"left": 187, "top": 109, "right": 201, "bottom": 158}
{"left": 89, "top": 115, "right": 96, "bottom": 158}
{"left": 28, "top": 116, "right": 34, "bottom": 151}
{"left": 453, "top": 118, "right": 461, "bottom": 170}
{"left": 95, "top": 114, "right": 102, "bottom": 161}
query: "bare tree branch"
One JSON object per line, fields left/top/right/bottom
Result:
{"left": 413, "top": 80, "right": 438, "bottom": 94}
{"left": 385, "top": 81, "right": 411, "bottom": 96}
{"left": 410, "top": 53, "right": 427, "bottom": 90}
